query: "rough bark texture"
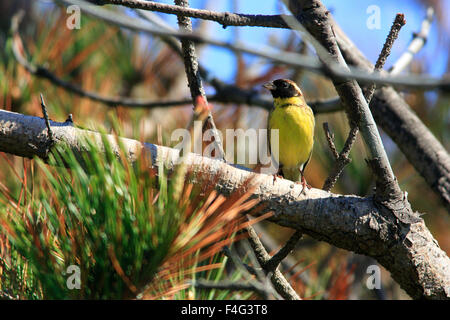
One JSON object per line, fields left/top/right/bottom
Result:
{"left": 371, "top": 87, "right": 450, "bottom": 212}
{"left": 100, "top": 0, "right": 290, "bottom": 28}
{"left": 289, "top": 0, "right": 401, "bottom": 203}
{"left": 0, "top": 109, "right": 449, "bottom": 299}
{"left": 174, "top": 0, "right": 205, "bottom": 101}
{"left": 335, "top": 30, "right": 450, "bottom": 212}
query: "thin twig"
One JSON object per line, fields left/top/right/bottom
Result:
{"left": 264, "top": 230, "right": 303, "bottom": 272}
{"left": 322, "top": 122, "right": 339, "bottom": 160}
{"left": 245, "top": 226, "right": 301, "bottom": 300}
{"left": 175, "top": 0, "right": 225, "bottom": 161}
{"left": 321, "top": 12, "right": 405, "bottom": 192}
{"left": 389, "top": 8, "right": 434, "bottom": 75}
{"left": 100, "top": 0, "right": 290, "bottom": 28}
{"left": 11, "top": 11, "right": 340, "bottom": 117}
{"left": 40, "top": 93, "right": 54, "bottom": 144}
{"left": 189, "top": 279, "right": 272, "bottom": 299}
{"left": 365, "top": 13, "right": 406, "bottom": 102}
{"left": 113, "top": 0, "right": 432, "bottom": 86}
{"left": 322, "top": 126, "right": 358, "bottom": 191}
{"left": 222, "top": 246, "right": 260, "bottom": 276}
{"left": 56, "top": 0, "right": 450, "bottom": 91}
{"left": 220, "top": 245, "right": 280, "bottom": 300}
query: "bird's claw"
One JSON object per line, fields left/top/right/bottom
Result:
{"left": 295, "top": 176, "right": 311, "bottom": 194}
{"left": 272, "top": 174, "right": 284, "bottom": 184}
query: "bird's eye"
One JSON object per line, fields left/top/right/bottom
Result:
{"left": 282, "top": 82, "right": 289, "bottom": 88}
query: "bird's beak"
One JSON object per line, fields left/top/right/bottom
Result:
{"left": 263, "top": 82, "right": 276, "bottom": 91}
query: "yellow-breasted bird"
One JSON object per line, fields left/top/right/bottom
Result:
{"left": 264, "top": 79, "right": 315, "bottom": 191}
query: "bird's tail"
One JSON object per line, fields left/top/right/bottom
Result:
{"left": 280, "top": 167, "right": 301, "bottom": 182}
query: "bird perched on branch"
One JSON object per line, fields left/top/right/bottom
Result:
{"left": 264, "top": 79, "right": 315, "bottom": 191}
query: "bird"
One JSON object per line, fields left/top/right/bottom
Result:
{"left": 263, "top": 79, "right": 315, "bottom": 192}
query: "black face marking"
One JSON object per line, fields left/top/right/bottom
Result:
{"left": 268, "top": 79, "right": 301, "bottom": 98}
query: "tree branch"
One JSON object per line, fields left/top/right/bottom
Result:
{"left": 56, "top": 0, "right": 450, "bottom": 91}
{"left": 263, "top": 230, "right": 303, "bottom": 273}
{"left": 174, "top": 0, "right": 225, "bottom": 160}
{"left": 11, "top": 10, "right": 338, "bottom": 115}
{"left": 97, "top": 0, "right": 290, "bottom": 29}
{"left": 389, "top": 7, "right": 434, "bottom": 75}
{"left": 322, "top": 122, "right": 338, "bottom": 160}
{"left": 332, "top": 12, "right": 450, "bottom": 212}
{"left": 245, "top": 226, "right": 301, "bottom": 300}
{"left": 322, "top": 13, "right": 406, "bottom": 192}
{"left": 189, "top": 279, "right": 272, "bottom": 299}
{"left": 364, "top": 13, "right": 406, "bottom": 102}
{"left": 13, "top": 2, "right": 448, "bottom": 210}
{"left": 0, "top": 109, "right": 449, "bottom": 299}
{"left": 286, "top": 0, "right": 401, "bottom": 204}
{"left": 322, "top": 126, "right": 357, "bottom": 191}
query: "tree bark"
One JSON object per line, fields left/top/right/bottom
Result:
{"left": 332, "top": 21, "right": 450, "bottom": 212}
{"left": 0, "top": 109, "right": 449, "bottom": 299}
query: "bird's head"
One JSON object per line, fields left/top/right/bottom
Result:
{"left": 263, "top": 79, "right": 303, "bottom": 98}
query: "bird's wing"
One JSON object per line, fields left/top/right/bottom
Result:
{"left": 301, "top": 105, "right": 315, "bottom": 175}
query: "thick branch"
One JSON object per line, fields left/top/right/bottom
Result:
{"left": 84, "top": 0, "right": 450, "bottom": 206}
{"left": 0, "top": 109, "right": 449, "bottom": 299}
{"left": 57, "top": 1, "right": 448, "bottom": 207}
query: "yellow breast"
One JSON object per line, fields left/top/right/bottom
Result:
{"left": 268, "top": 98, "right": 315, "bottom": 169}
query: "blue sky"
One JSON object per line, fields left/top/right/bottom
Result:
{"left": 152, "top": 0, "right": 449, "bottom": 83}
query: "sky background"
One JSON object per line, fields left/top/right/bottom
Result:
{"left": 149, "top": 0, "right": 449, "bottom": 83}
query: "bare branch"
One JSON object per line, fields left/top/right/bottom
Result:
{"left": 389, "top": 8, "right": 434, "bottom": 75}
{"left": 174, "top": 0, "right": 225, "bottom": 161}
{"left": 285, "top": 0, "right": 401, "bottom": 203}
{"left": 56, "top": 0, "right": 450, "bottom": 91}
{"left": 332, "top": 12, "right": 450, "bottom": 212}
{"left": 263, "top": 231, "right": 303, "bottom": 272}
{"left": 322, "top": 13, "right": 406, "bottom": 192}
{"left": 322, "top": 122, "right": 339, "bottom": 160}
{"left": 100, "top": 0, "right": 289, "bottom": 29}
{"left": 11, "top": 14, "right": 194, "bottom": 109}
{"left": 322, "top": 126, "right": 357, "bottom": 191}
{"left": 174, "top": 0, "right": 205, "bottom": 101}
{"left": 189, "top": 279, "right": 272, "bottom": 299}
{"left": 245, "top": 226, "right": 301, "bottom": 300}
{"left": 0, "top": 109, "right": 449, "bottom": 299}
{"left": 364, "top": 13, "right": 406, "bottom": 102}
